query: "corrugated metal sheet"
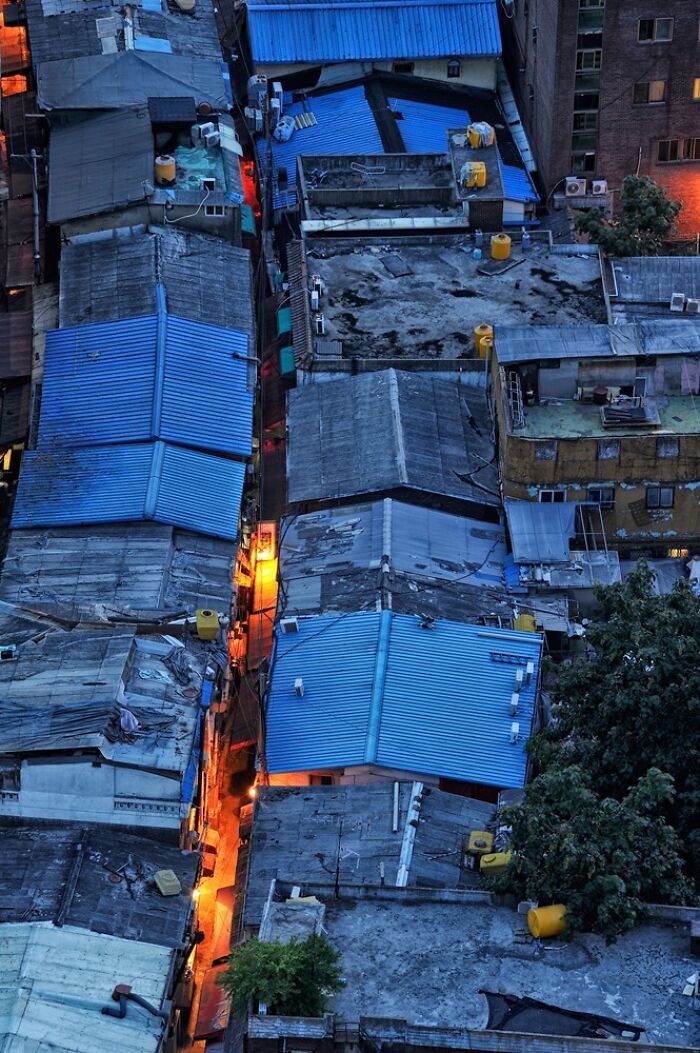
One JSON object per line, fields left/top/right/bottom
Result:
{"left": 248, "top": 0, "right": 501, "bottom": 64}
{"left": 265, "top": 611, "right": 541, "bottom": 788}
{"left": 505, "top": 500, "right": 577, "bottom": 565}
{"left": 389, "top": 97, "right": 470, "bottom": 153}
{"left": 495, "top": 319, "right": 700, "bottom": 363}
{"left": 11, "top": 441, "right": 244, "bottom": 540}
{"left": 1, "top": 923, "right": 171, "bottom": 1053}
{"left": 36, "top": 51, "right": 229, "bottom": 111}
{"left": 39, "top": 288, "right": 253, "bottom": 457}
{"left": 287, "top": 369, "right": 500, "bottom": 509}
{"left": 272, "top": 87, "right": 384, "bottom": 179}
{"left": 500, "top": 161, "right": 539, "bottom": 203}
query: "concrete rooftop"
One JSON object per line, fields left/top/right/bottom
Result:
{"left": 324, "top": 899, "right": 699, "bottom": 1047}
{"left": 517, "top": 395, "right": 700, "bottom": 439}
{"left": 304, "top": 238, "right": 605, "bottom": 360}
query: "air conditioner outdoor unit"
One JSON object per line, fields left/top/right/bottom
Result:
{"left": 199, "top": 121, "right": 216, "bottom": 139}
{"left": 204, "top": 131, "right": 220, "bottom": 148}
{"left": 565, "top": 176, "right": 587, "bottom": 197}
{"left": 510, "top": 721, "right": 520, "bottom": 744}
{"left": 591, "top": 179, "right": 608, "bottom": 195}
{"left": 269, "top": 97, "right": 281, "bottom": 128}
{"left": 280, "top": 617, "right": 299, "bottom": 634}
{"left": 314, "top": 313, "right": 325, "bottom": 336}
{"left": 510, "top": 693, "right": 520, "bottom": 717}
{"left": 670, "top": 292, "right": 686, "bottom": 312}
{"left": 310, "top": 289, "right": 320, "bottom": 311}
{"left": 686, "top": 298, "right": 700, "bottom": 314}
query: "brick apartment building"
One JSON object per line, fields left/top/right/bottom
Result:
{"left": 499, "top": 0, "right": 700, "bottom": 236}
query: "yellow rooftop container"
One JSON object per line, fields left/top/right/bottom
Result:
{"left": 195, "top": 608, "right": 220, "bottom": 641}
{"left": 479, "top": 851, "right": 512, "bottom": 874}
{"left": 528, "top": 904, "right": 567, "bottom": 939}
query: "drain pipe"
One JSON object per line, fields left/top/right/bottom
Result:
{"left": 101, "top": 985, "right": 170, "bottom": 1022}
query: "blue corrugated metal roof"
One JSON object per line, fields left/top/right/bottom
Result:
{"left": 271, "top": 87, "right": 384, "bottom": 179}
{"left": 11, "top": 441, "right": 244, "bottom": 540}
{"left": 265, "top": 611, "right": 541, "bottom": 788}
{"left": 500, "top": 161, "right": 540, "bottom": 203}
{"left": 248, "top": 0, "right": 501, "bottom": 64}
{"left": 389, "top": 97, "right": 470, "bottom": 153}
{"left": 39, "top": 286, "right": 253, "bottom": 458}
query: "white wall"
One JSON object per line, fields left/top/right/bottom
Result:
{"left": 0, "top": 758, "right": 181, "bottom": 829}
{"left": 258, "top": 57, "right": 497, "bottom": 90}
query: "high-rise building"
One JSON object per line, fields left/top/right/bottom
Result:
{"left": 499, "top": 0, "right": 700, "bottom": 236}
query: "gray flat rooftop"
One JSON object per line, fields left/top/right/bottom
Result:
{"left": 243, "top": 784, "right": 494, "bottom": 927}
{"left": 323, "top": 898, "right": 699, "bottom": 1047}
{"left": 516, "top": 394, "right": 700, "bottom": 439}
{"left": 303, "top": 238, "right": 605, "bottom": 360}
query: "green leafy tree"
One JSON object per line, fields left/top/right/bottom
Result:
{"left": 489, "top": 766, "right": 694, "bottom": 940}
{"left": 575, "top": 175, "right": 681, "bottom": 255}
{"left": 218, "top": 933, "right": 342, "bottom": 1017}
{"left": 492, "top": 564, "right": 700, "bottom": 938}
{"left": 534, "top": 563, "right": 700, "bottom": 864}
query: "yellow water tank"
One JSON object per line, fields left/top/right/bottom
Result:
{"left": 462, "top": 161, "right": 487, "bottom": 189}
{"left": 479, "top": 851, "right": 512, "bottom": 874}
{"left": 195, "top": 608, "right": 220, "bottom": 641}
{"left": 528, "top": 904, "right": 567, "bottom": 939}
{"left": 480, "top": 336, "right": 494, "bottom": 360}
{"left": 155, "top": 154, "right": 176, "bottom": 186}
{"left": 473, "top": 323, "right": 493, "bottom": 356}
{"left": 514, "top": 613, "right": 537, "bottom": 633}
{"left": 468, "top": 830, "right": 494, "bottom": 856}
{"left": 491, "top": 233, "right": 512, "bottom": 261}
{"left": 467, "top": 123, "right": 495, "bottom": 149}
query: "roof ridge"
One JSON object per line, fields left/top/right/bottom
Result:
{"left": 386, "top": 370, "right": 408, "bottom": 486}
{"left": 364, "top": 608, "right": 392, "bottom": 763}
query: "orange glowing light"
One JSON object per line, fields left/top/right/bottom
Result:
{"left": 256, "top": 522, "right": 277, "bottom": 562}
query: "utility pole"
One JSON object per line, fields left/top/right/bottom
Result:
{"left": 10, "top": 149, "right": 43, "bottom": 281}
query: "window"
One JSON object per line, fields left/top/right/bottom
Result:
{"left": 694, "top": 78, "right": 700, "bottom": 101}
{"left": 574, "top": 91, "right": 600, "bottom": 110}
{"left": 597, "top": 438, "right": 620, "bottom": 460}
{"left": 579, "top": 0, "right": 604, "bottom": 7}
{"left": 539, "top": 489, "right": 567, "bottom": 503}
{"left": 392, "top": 61, "right": 414, "bottom": 74}
{"left": 646, "top": 485, "right": 674, "bottom": 509}
{"left": 656, "top": 437, "right": 679, "bottom": 458}
{"left": 572, "top": 150, "right": 597, "bottom": 172}
{"left": 535, "top": 440, "right": 558, "bottom": 461}
{"left": 638, "top": 17, "right": 673, "bottom": 42}
{"left": 573, "top": 111, "right": 598, "bottom": 131}
{"left": 447, "top": 59, "right": 461, "bottom": 79}
{"left": 658, "top": 138, "right": 700, "bottom": 163}
{"left": 576, "top": 49, "right": 602, "bottom": 71}
{"left": 633, "top": 79, "right": 666, "bottom": 104}
{"left": 204, "top": 204, "right": 225, "bottom": 217}
{"left": 587, "top": 486, "right": 615, "bottom": 509}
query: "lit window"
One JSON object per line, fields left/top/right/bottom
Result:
{"left": 638, "top": 17, "right": 673, "bottom": 42}
{"left": 646, "top": 485, "right": 674, "bottom": 509}
{"left": 587, "top": 486, "right": 615, "bottom": 509}
{"left": 597, "top": 439, "right": 620, "bottom": 461}
{"left": 539, "top": 489, "right": 567, "bottom": 503}
{"left": 633, "top": 79, "right": 666, "bottom": 104}
{"left": 694, "top": 78, "right": 700, "bottom": 101}
{"left": 204, "top": 204, "right": 225, "bottom": 217}
{"left": 656, "top": 437, "right": 679, "bottom": 458}
{"left": 447, "top": 59, "right": 461, "bottom": 79}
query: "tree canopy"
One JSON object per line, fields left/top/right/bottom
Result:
{"left": 218, "top": 933, "right": 342, "bottom": 1017}
{"left": 492, "top": 564, "right": 700, "bottom": 939}
{"left": 575, "top": 175, "right": 681, "bottom": 255}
